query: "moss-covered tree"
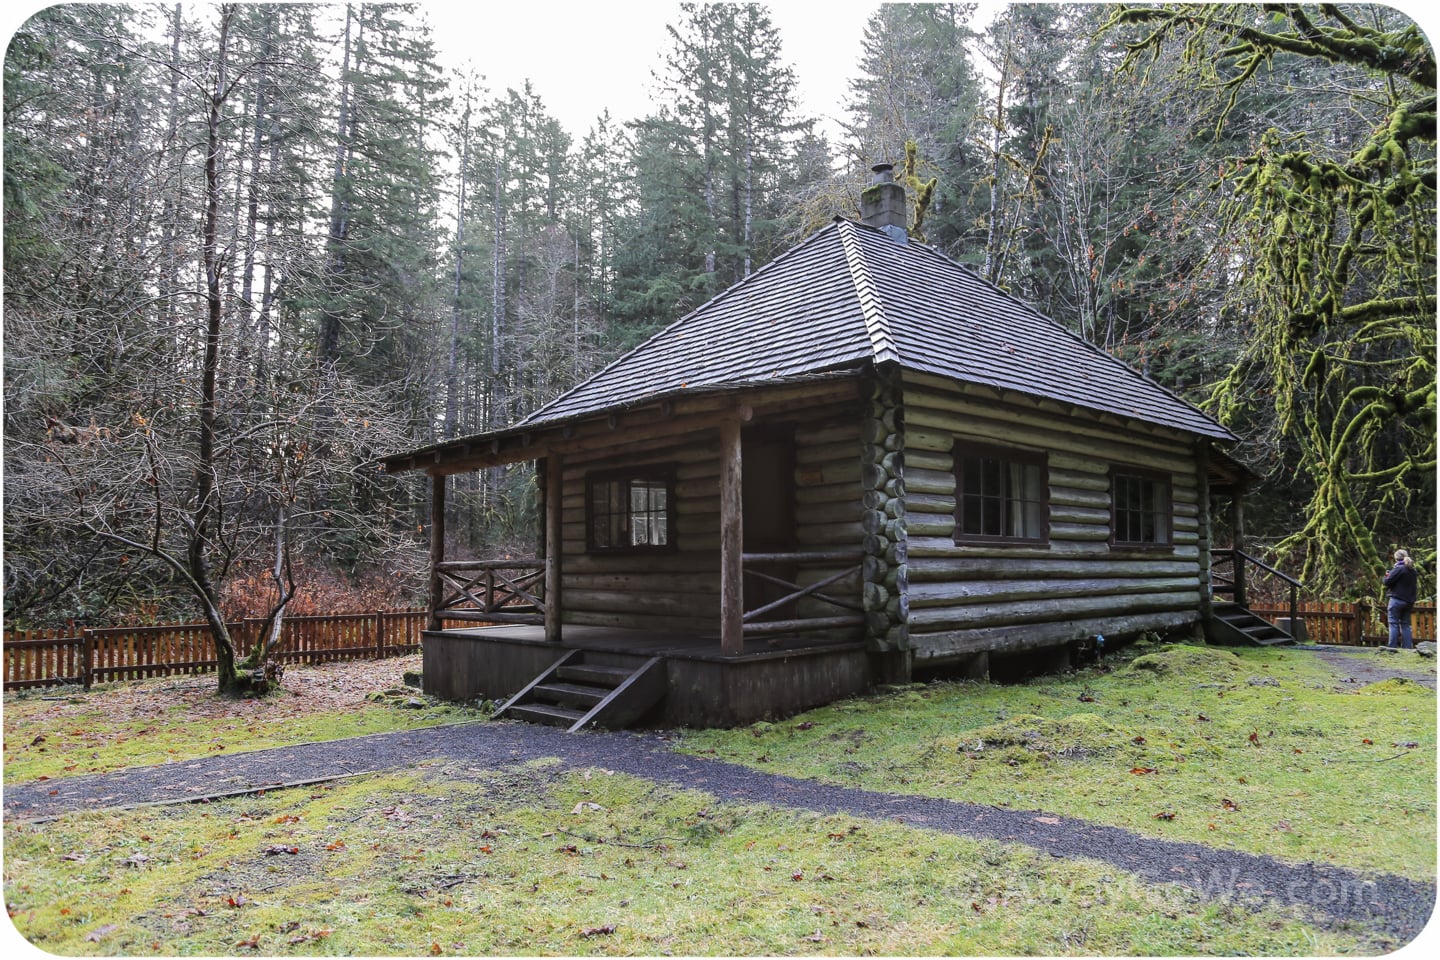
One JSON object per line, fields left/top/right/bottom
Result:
{"left": 1106, "top": 3, "right": 1436, "bottom": 597}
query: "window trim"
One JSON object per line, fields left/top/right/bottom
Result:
{"left": 584, "top": 464, "right": 678, "bottom": 555}
{"left": 951, "top": 442, "right": 1050, "bottom": 546}
{"left": 1108, "top": 466, "right": 1173, "bottom": 548}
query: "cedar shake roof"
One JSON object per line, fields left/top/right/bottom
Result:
{"left": 517, "top": 217, "right": 1233, "bottom": 441}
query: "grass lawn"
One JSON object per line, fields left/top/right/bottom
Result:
{"left": 3, "top": 762, "right": 1381, "bottom": 955}
{"left": 2, "top": 655, "right": 476, "bottom": 785}
{"left": 2, "top": 642, "right": 1433, "bottom": 954}
{"left": 677, "top": 640, "right": 1438, "bottom": 882}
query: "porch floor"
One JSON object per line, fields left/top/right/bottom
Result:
{"left": 433, "top": 623, "right": 864, "bottom": 662}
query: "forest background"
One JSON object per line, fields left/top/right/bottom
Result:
{"left": 3, "top": 3, "right": 1435, "bottom": 644}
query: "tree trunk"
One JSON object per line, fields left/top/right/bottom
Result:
{"left": 196, "top": 4, "right": 242, "bottom": 693}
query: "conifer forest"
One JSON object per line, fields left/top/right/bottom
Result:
{"left": 4, "top": 3, "right": 1435, "bottom": 636}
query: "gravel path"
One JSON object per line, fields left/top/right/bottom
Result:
{"left": 5, "top": 718, "right": 1434, "bottom": 944}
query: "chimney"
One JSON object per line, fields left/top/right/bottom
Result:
{"left": 860, "top": 163, "right": 908, "bottom": 243}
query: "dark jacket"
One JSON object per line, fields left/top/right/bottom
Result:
{"left": 1384, "top": 562, "right": 1418, "bottom": 605}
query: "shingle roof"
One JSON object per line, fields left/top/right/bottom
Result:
{"left": 518, "top": 217, "right": 1232, "bottom": 441}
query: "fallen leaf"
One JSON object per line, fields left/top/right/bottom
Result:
{"left": 1034, "top": 816, "right": 1060, "bottom": 825}
{"left": 579, "top": 925, "right": 616, "bottom": 938}
{"left": 1131, "top": 735, "right": 1146, "bottom": 745}
{"left": 1154, "top": 811, "right": 1176, "bottom": 821}
{"left": 1248, "top": 730, "right": 1261, "bottom": 746}
{"left": 571, "top": 802, "right": 606, "bottom": 814}
{"left": 1221, "top": 799, "right": 1240, "bottom": 811}
{"left": 1130, "top": 767, "right": 1157, "bottom": 775}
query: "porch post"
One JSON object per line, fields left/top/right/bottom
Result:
{"left": 1196, "top": 442, "right": 1213, "bottom": 624}
{"left": 545, "top": 454, "right": 563, "bottom": 642}
{"left": 428, "top": 472, "right": 446, "bottom": 632}
{"left": 719, "top": 416, "right": 745, "bottom": 655}
{"left": 1230, "top": 490, "right": 1247, "bottom": 609}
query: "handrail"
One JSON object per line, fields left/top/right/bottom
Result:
{"left": 1234, "top": 550, "right": 1302, "bottom": 588}
{"left": 1211, "top": 548, "right": 1303, "bottom": 633}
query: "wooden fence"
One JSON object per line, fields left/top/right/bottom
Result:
{"left": 2, "top": 609, "right": 473, "bottom": 691}
{"left": 1249, "top": 600, "right": 1437, "bottom": 646}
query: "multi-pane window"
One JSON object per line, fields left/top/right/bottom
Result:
{"left": 1111, "top": 470, "right": 1171, "bottom": 545}
{"left": 587, "top": 468, "right": 674, "bottom": 552}
{"left": 953, "top": 444, "right": 1048, "bottom": 543}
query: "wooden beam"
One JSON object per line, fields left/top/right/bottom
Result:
{"left": 545, "top": 454, "right": 563, "bottom": 642}
{"left": 719, "top": 417, "right": 744, "bottom": 655}
{"left": 428, "top": 474, "right": 446, "bottom": 632}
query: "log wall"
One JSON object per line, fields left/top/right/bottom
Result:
{"left": 901, "top": 372, "right": 1206, "bottom": 664}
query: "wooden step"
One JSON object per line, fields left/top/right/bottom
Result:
{"left": 556, "top": 663, "right": 636, "bottom": 686}
{"left": 533, "top": 681, "right": 608, "bottom": 709}
{"left": 506, "top": 702, "right": 586, "bottom": 727}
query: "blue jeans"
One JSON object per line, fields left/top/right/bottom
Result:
{"left": 1387, "top": 599, "right": 1414, "bottom": 649}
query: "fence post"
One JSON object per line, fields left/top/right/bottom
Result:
{"left": 375, "top": 610, "right": 385, "bottom": 660}
{"left": 1355, "top": 601, "right": 1370, "bottom": 645}
{"left": 81, "top": 627, "right": 93, "bottom": 691}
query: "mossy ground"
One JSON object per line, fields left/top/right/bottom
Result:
{"left": 680, "top": 641, "right": 1438, "bottom": 880}
{"left": 2, "top": 657, "right": 478, "bottom": 785}
{"left": 3, "top": 765, "right": 1379, "bottom": 955}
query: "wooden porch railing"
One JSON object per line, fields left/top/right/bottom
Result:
{"left": 740, "top": 551, "right": 864, "bottom": 637}
{"left": 1211, "top": 548, "right": 1301, "bottom": 625}
{"left": 434, "top": 559, "right": 546, "bottom": 624}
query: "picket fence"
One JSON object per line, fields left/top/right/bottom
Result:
{"left": 2, "top": 610, "right": 472, "bottom": 691}
{"left": 1248, "top": 600, "right": 1436, "bottom": 646}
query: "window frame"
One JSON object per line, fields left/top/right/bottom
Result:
{"left": 1108, "top": 467, "right": 1173, "bottom": 548}
{"left": 584, "top": 464, "right": 678, "bottom": 555}
{"left": 951, "top": 442, "right": 1050, "bottom": 546}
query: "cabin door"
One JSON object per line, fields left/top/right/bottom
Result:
{"left": 741, "top": 428, "right": 796, "bottom": 621}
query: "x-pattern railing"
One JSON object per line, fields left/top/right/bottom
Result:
{"left": 741, "top": 551, "right": 864, "bottom": 636}
{"left": 436, "top": 560, "right": 546, "bottom": 624}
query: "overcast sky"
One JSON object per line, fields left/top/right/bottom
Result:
{"left": 421, "top": 0, "right": 884, "bottom": 142}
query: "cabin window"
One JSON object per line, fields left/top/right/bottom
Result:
{"left": 1110, "top": 469, "right": 1172, "bottom": 546}
{"left": 953, "top": 444, "right": 1048, "bottom": 544}
{"left": 586, "top": 466, "right": 675, "bottom": 553}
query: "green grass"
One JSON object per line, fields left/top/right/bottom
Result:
{"left": 677, "top": 641, "right": 1438, "bottom": 881}
{"left": 3, "top": 764, "right": 1382, "bottom": 955}
{"left": 3, "top": 680, "right": 481, "bottom": 785}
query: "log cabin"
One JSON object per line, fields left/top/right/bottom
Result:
{"left": 379, "top": 164, "right": 1278, "bottom": 730}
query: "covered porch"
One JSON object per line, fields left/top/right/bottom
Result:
{"left": 384, "top": 376, "right": 885, "bottom": 728}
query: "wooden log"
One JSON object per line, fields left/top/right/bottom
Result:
{"left": 908, "top": 576, "right": 1202, "bottom": 608}
{"left": 719, "top": 417, "right": 744, "bottom": 654}
{"left": 910, "top": 556, "right": 1197, "bottom": 581}
{"left": 796, "top": 501, "right": 861, "bottom": 526}
{"left": 903, "top": 372, "right": 1194, "bottom": 449}
{"left": 428, "top": 474, "right": 446, "bottom": 632}
{"left": 909, "top": 590, "right": 1198, "bottom": 631}
{"left": 545, "top": 454, "right": 563, "bottom": 641}
{"left": 907, "top": 403, "right": 1195, "bottom": 474}
{"left": 912, "top": 609, "right": 1200, "bottom": 660}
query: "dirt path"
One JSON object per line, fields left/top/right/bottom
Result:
{"left": 1300, "top": 644, "right": 1437, "bottom": 689}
